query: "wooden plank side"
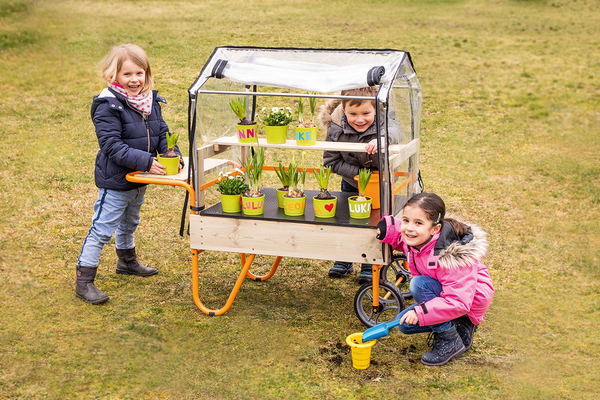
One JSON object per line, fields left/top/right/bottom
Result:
{"left": 189, "top": 214, "right": 384, "bottom": 264}
{"left": 389, "top": 138, "right": 419, "bottom": 170}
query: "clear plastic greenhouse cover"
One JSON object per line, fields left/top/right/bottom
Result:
{"left": 189, "top": 47, "right": 413, "bottom": 96}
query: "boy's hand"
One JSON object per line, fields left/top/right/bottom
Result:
{"left": 150, "top": 158, "right": 167, "bottom": 175}
{"left": 365, "top": 139, "right": 378, "bottom": 154}
{"left": 399, "top": 309, "right": 419, "bottom": 325}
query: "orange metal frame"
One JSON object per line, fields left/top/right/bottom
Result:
{"left": 127, "top": 169, "right": 384, "bottom": 316}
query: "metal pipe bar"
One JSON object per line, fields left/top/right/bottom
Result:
{"left": 197, "top": 90, "right": 376, "bottom": 100}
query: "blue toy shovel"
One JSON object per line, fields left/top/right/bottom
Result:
{"left": 362, "top": 318, "right": 402, "bottom": 342}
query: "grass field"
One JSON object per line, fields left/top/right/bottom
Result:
{"left": 1, "top": 0, "right": 599, "bottom": 399}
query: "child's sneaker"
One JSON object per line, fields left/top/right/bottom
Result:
{"left": 328, "top": 261, "right": 353, "bottom": 278}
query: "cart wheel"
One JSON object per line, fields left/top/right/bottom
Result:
{"left": 354, "top": 280, "right": 405, "bottom": 328}
{"left": 380, "top": 260, "right": 413, "bottom": 300}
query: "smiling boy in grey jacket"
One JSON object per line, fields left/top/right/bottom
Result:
{"left": 320, "top": 86, "right": 390, "bottom": 284}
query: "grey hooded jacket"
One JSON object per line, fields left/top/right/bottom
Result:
{"left": 319, "top": 99, "right": 398, "bottom": 190}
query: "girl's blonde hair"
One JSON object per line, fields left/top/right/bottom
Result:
{"left": 100, "top": 44, "right": 153, "bottom": 94}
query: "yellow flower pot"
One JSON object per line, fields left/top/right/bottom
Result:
{"left": 236, "top": 123, "right": 258, "bottom": 143}
{"left": 220, "top": 194, "right": 242, "bottom": 213}
{"left": 241, "top": 194, "right": 265, "bottom": 215}
{"left": 282, "top": 195, "right": 306, "bottom": 216}
{"left": 348, "top": 196, "right": 372, "bottom": 219}
{"left": 156, "top": 154, "right": 180, "bottom": 175}
{"left": 313, "top": 196, "right": 337, "bottom": 218}
{"left": 265, "top": 125, "right": 288, "bottom": 144}
{"left": 276, "top": 188, "right": 287, "bottom": 208}
{"left": 294, "top": 126, "right": 317, "bottom": 146}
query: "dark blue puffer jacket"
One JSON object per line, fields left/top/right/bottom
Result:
{"left": 90, "top": 87, "right": 181, "bottom": 191}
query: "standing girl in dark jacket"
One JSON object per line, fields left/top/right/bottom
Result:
{"left": 76, "top": 44, "right": 182, "bottom": 304}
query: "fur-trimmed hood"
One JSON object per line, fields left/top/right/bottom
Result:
{"left": 377, "top": 214, "right": 488, "bottom": 270}
{"left": 317, "top": 98, "right": 344, "bottom": 130}
{"left": 435, "top": 218, "right": 488, "bottom": 270}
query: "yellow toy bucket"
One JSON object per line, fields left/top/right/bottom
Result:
{"left": 346, "top": 332, "right": 376, "bottom": 369}
{"left": 353, "top": 172, "right": 380, "bottom": 209}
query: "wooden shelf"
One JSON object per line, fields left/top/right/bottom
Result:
{"left": 210, "top": 135, "right": 418, "bottom": 154}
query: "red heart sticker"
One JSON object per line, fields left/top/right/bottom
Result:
{"left": 325, "top": 203, "right": 334, "bottom": 212}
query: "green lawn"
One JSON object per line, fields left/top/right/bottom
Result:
{"left": 1, "top": 0, "right": 599, "bottom": 398}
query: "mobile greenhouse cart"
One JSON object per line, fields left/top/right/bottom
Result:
{"left": 127, "top": 47, "right": 422, "bottom": 323}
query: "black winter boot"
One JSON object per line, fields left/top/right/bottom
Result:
{"left": 115, "top": 247, "right": 158, "bottom": 277}
{"left": 454, "top": 315, "right": 478, "bottom": 351}
{"left": 358, "top": 264, "right": 373, "bottom": 285}
{"left": 421, "top": 326, "right": 466, "bottom": 366}
{"left": 328, "top": 261, "right": 353, "bottom": 278}
{"left": 76, "top": 265, "right": 109, "bottom": 305}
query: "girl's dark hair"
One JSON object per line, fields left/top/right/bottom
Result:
{"left": 404, "top": 193, "right": 468, "bottom": 237}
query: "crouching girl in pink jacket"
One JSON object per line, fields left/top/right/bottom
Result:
{"left": 376, "top": 192, "right": 494, "bottom": 366}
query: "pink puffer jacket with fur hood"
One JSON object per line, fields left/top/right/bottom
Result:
{"left": 378, "top": 215, "right": 494, "bottom": 326}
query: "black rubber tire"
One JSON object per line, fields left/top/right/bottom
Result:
{"left": 380, "top": 261, "right": 413, "bottom": 300}
{"left": 354, "top": 280, "right": 405, "bottom": 328}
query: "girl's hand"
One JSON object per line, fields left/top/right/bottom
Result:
{"left": 399, "top": 309, "right": 419, "bottom": 325}
{"left": 150, "top": 158, "right": 167, "bottom": 175}
{"left": 365, "top": 139, "right": 378, "bottom": 155}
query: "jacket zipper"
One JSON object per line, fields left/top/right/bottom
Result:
{"left": 144, "top": 116, "right": 150, "bottom": 153}
{"left": 409, "top": 247, "right": 422, "bottom": 276}
{"left": 122, "top": 96, "right": 151, "bottom": 153}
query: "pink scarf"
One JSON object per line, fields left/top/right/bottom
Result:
{"left": 110, "top": 82, "right": 153, "bottom": 117}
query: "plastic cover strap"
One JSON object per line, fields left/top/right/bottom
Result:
{"left": 367, "top": 66, "right": 385, "bottom": 86}
{"left": 211, "top": 59, "right": 228, "bottom": 79}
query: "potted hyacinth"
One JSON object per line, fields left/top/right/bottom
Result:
{"left": 157, "top": 131, "right": 180, "bottom": 175}
{"left": 241, "top": 144, "right": 265, "bottom": 215}
{"left": 230, "top": 97, "right": 258, "bottom": 143}
{"left": 274, "top": 161, "right": 292, "bottom": 208}
{"left": 348, "top": 168, "right": 373, "bottom": 219}
{"left": 294, "top": 97, "right": 318, "bottom": 146}
{"left": 216, "top": 169, "right": 248, "bottom": 213}
{"left": 282, "top": 152, "right": 307, "bottom": 216}
{"left": 260, "top": 106, "right": 293, "bottom": 144}
{"left": 313, "top": 165, "right": 337, "bottom": 218}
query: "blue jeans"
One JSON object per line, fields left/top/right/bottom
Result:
{"left": 396, "top": 275, "right": 452, "bottom": 334}
{"left": 341, "top": 179, "right": 358, "bottom": 194}
{"left": 77, "top": 187, "right": 146, "bottom": 267}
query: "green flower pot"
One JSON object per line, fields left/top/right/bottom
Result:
{"left": 276, "top": 188, "right": 288, "bottom": 208}
{"left": 241, "top": 194, "right": 265, "bottom": 215}
{"left": 313, "top": 196, "right": 337, "bottom": 218}
{"left": 265, "top": 125, "right": 288, "bottom": 144}
{"left": 157, "top": 154, "right": 180, "bottom": 175}
{"left": 221, "top": 194, "right": 242, "bottom": 213}
{"left": 282, "top": 195, "right": 306, "bottom": 216}
{"left": 348, "top": 196, "right": 372, "bottom": 219}
{"left": 294, "top": 126, "right": 317, "bottom": 146}
{"left": 236, "top": 123, "right": 258, "bottom": 143}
